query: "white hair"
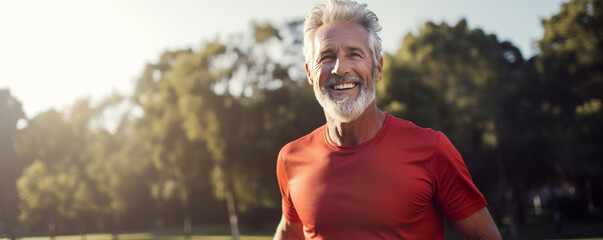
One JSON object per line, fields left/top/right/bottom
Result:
{"left": 303, "top": 0, "right": 383, "bottom": 65}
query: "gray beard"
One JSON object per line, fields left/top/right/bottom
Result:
{"left": 315, "top": 75, "right": 376, "bottom": 123}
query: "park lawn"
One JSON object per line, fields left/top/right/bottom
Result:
{"left": 3, "top": 234, "right": 603, "bottom": 240}
{"left": 2, "top": 233, "right": 273, "bottom": 240}
{"left": 4, "top": 220, "right": 603, "bottom": 240}
{"left": 3, "top": 233, "right": 603, "bottom": 240}
{"left": 4, "top": 232, "right": 603, "bottom": 240}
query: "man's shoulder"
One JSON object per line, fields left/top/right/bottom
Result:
{"left": 387, "top": 114, "right": 442, "bottom": 142}
{"left": 279, "top": 124, "right": 326, "bottom": 158}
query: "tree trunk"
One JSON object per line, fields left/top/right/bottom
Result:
{"left": 112, "top": 214, "right": 119, "bottom": 240}
{"left": 208, "top": 141, "right": 240, "bottom": 240}
{"left": 225, "top": 190, "right": 240, "bottom": 240}
{"left": 177, "top": 179, "right": 192, "bottom": 238}
{"left": 78, "top": 218, "right": 87, "bottom": 240}
{"left": 585, "top": 179, "right": 595, "bottom": 213}
{"left": 0, "top": 168, "right": 17, "bottom": 240}
{"left": 513, "top": 185, "right": 526, "bottom": 225}
{"left": 494, "top": 154, "right": 512, "bottom": 223}
{"left": 48, "top": 222, "right": 56, "bottom": 240}
{"left": 184, "top": 216, "right": 192, "bottom": 240}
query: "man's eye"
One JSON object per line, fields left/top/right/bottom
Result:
{"left": 351, "top": 52, "right": 362, "bottom": 57}
{"left": 320, "top": 55, "right": 334, "bottom": 62}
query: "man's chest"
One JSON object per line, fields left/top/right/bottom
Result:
{"left": 287, "top": 147, "right": 437, "bottom": 230}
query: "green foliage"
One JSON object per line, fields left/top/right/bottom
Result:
{"left": 131, "top": 21, "right": 322, "bottom": 219}
{"left": 253, "top": 23, "right": 281, "bottom": 43}
{"left": 0, "top": 89, "right": 26, "bottom": 239}
{"left": 127, "top": 22, "right": 319, "bottom": 237}
{"left": 381, "top": 19, "right": 523, "bottom": 171}
{"left": 13, "top": 95, "right": 139, "bottom": 232}
{"left": 15, "top": 109, "right": 95, "bottom": 230}
{"left": 17, "top": 160, "right": 95, "bottom": 229}
{"left": 531, "top": 0, "right": 603, "bottom": 185}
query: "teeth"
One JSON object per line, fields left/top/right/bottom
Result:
{"left": 333, "top": 83, "right": 356, "bottom": 90}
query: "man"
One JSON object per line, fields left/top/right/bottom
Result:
{"left": 274, "top": 0, "right": 501, "bottom": 239}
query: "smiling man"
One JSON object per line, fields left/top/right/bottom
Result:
{"left": 273, "top": 0, "right": 501, "bottom": 239}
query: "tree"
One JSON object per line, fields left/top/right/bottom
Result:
{"left": 379, "top": 19, "right": 525, "bottom": 223}
{"left": 173, "top": 21, "right": 323, "bottom": 238}
{"left": 15, "top": 109, "right": 87, "bottom": 233}
{"left": 15, "top": 95, "right": 127, "bottom": 237}
{"left": 532, "top": 0, "right": 603, "bottom": 213}
{"left": 131, "top": 20, "right": 322, "bottom": 238}
{"left": 71, "top": 95, "right": 154, "bottom": 237}
{"left": 0, "top": 89, "right": 26, "bottom": 240}
{"left": 133, "top": 48, "right": 214, "bottom": 237}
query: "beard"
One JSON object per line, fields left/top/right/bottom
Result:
{"left": 315, "top": 74, "right": 376, "bottom": 123}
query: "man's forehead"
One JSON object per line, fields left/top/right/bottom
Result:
{"left": 314, "top": 22, "right": 370, "bottom": 51}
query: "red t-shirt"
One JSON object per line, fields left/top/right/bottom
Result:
{"left": 276, "top": 113, "right": 487, "bottom": 239}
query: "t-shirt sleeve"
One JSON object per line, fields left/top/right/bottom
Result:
{"left": 276, "top": 149, "right": 302, "bottom": 223}
{"left": 433, "top": 132, "right": 487, "bottom": 221}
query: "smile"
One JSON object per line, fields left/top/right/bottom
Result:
{"left": 331, "top": 82, "right": 357, "bottom": 90}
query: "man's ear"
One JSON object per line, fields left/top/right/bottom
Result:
{"left": 374, "top": 58, "right": 384, "bottom": 83}
{"left": 305, "top": 62, "right": 314, "bottom": 85}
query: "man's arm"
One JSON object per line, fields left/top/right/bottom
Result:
{"left": 274, "top": 214, "right": 304, "bottom": 240}
{"left": 451, "top": 207, "right": 501, "bottom": 240}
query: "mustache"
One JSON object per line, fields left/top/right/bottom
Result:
{"left": 324, "top": 75, "right": 363, "bottom": 86}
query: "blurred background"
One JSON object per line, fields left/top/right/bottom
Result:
{"left": 1, "top": 0, "right": 602, "bottom": 239}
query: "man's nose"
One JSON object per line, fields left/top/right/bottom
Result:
{"left": 331, "top": 56, "right": 350, "bottom": 76}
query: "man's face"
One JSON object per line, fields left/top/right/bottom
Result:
{"left": 305, "top": 22, "right": 383, "bottom": 122}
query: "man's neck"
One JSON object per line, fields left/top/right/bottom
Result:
{"left": 325, "top": 104, "right": 386, "bottom": 146}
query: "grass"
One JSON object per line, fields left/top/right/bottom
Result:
{"left": 3, "top": 232, "right": 602, "bottom": 240}
{"left": 4, "top": 230, "right": 603, "bottom": 240}
{"left": 2, "top": 234, "right": 272, "bottom": 240}
{"left": 444, "top": 214, "right": 603, "bottom": 240}
{"left": 4, "top": 228, "right": 602, "bottom": 240}
{"left": 0, "top": 224, "right": 274, "bottom": 240}
{"left": 3, "top": 218, "right": 602, "bottom": 240}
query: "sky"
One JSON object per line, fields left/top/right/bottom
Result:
{"left": 1, "top": 0, "right": 567, "bottom": 119}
